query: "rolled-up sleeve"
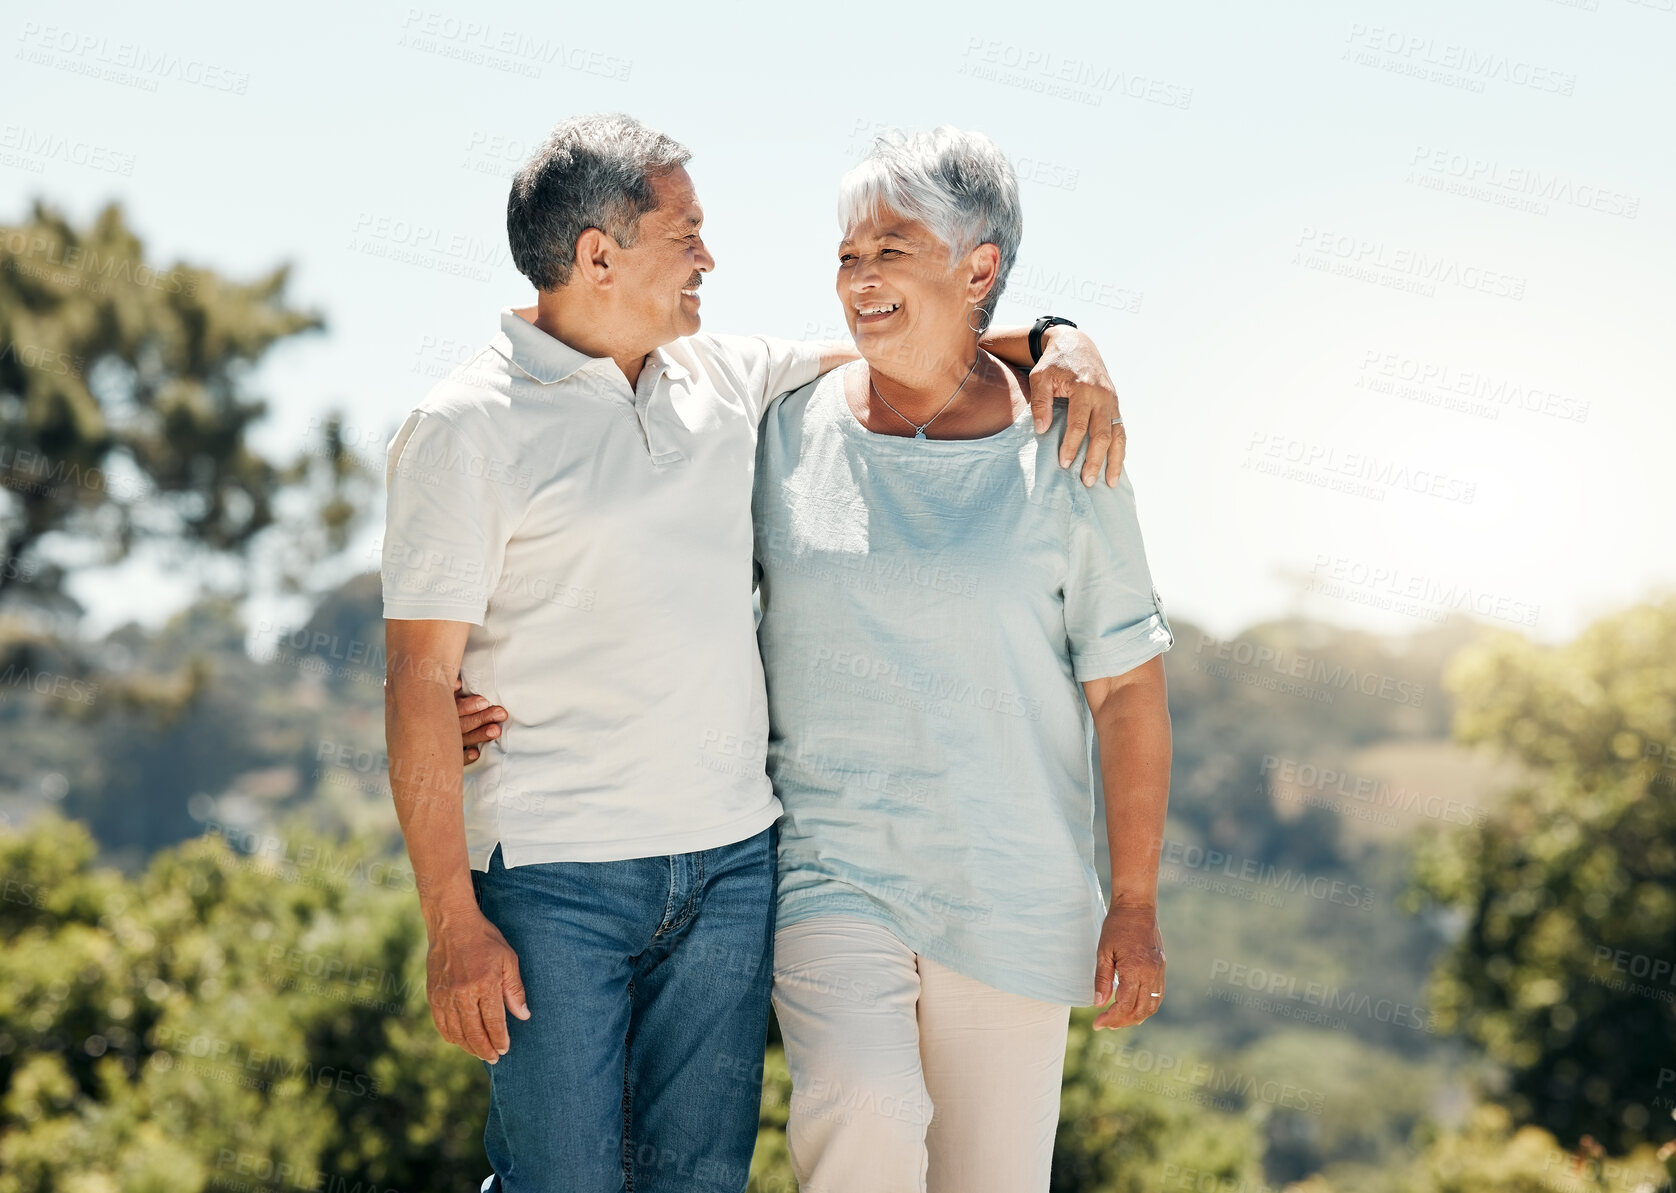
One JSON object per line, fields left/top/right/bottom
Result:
{"left": 380, "top": 410, "right": 518, "bottom": 625}
{"left": 1063, "top": 469, "right": 1174, "bottom": 681}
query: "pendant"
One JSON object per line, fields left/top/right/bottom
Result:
{"left": 914, "top": 428, "right": 926, "bottom": 440}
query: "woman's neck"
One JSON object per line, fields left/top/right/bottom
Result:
{"left": 864, "top": 338, "right": 986, "bottom": 417}
{"left": 848, "top": 349, "right": 1026, "bottom": 440}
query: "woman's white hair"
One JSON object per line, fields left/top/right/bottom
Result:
{"left": 836, "top": 125, "right": 1022, "bottom": 321}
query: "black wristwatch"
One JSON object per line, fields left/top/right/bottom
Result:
{"left": 1029, "top": 315, "right": 1078, "bottom": 364}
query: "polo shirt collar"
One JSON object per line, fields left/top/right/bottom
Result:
{"left": 646, "top": 344, "right": 691, "bottom": 384}
{"left": 497, "top": 307, "right": 597, "bottom": 384}
{"left": 496, "top": 306, "right": 691, "bottom": 386}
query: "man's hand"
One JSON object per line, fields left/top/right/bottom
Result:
{"left": 1091, "top": 902, "right": 1165, "bottom": 1030}
{"left": 455, "top": 679, "right": 508, "bottom": 764}
{"left": 1027, "top": 325, "right": 1126, "bottom": 488}
{"left": 427, "top": 904, "right": 530, "bottom": 1062}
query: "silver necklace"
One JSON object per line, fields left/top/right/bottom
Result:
{"left": 866, "top": 355, "right": 980, "bottom": 440}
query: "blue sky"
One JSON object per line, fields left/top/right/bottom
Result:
{"left": 5, "top": 0, "right": 1672, "bottom": 644}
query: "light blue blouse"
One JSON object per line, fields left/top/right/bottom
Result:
{"left": 753, "top": 368, "right": 1174, "bottom": 1005}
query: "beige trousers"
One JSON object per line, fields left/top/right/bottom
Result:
{"left": 771, "top": 915, "right": 1072, "bottom": 1193}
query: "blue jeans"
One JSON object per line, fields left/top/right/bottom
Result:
{"left": 470, "top": 826, "right": 777, "bottom": 1193}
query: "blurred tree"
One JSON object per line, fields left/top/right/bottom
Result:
{"left": 1411, "top": 596, "right": 1676, "bottom": 1153}
{"left": 0, "top": 814, "right": 489, "bottom": 1191}
{"left": 0, "top": 199, "right": 367, "bottom": 626}
{"left": 0, "top": 200, "right": 376, "bottom": 856}
{"left": 1049, "top": 1014, "right": 1266, "bottom": 1193}
{"left": 0, "top": 584, "right": 394, "bottom": 863}
{"left": 6, "top": 803, "right": 1663, "bottom": 1193}
{"left": 1154, "top": 615, "right": 1466, "bottom": 883}
{"left": 1294, "top": 1103, "right": 1671, "bottom": 1193}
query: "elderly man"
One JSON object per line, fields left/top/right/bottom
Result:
{"left": 382, "top": 111, "right": 1125, "bottom": 1193}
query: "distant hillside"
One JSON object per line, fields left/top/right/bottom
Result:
{"left": 0, "top": 573, "right": 1511, "bottom": 875}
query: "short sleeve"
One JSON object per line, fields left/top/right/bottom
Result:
{"left": 380, "top": 410, "right": 520, "bottom": 625}
{"left": 1064, "top": 468, "right": 1174, "bottom": 682}
{"left": 687, "top": 333, "right": 824, "bottom": 423}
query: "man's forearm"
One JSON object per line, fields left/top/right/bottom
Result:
{"left": 983, "top": 322, "right": 1087, "bottom": 370}
{"left": 1094, "top": 693, "right": 1172, "bottom": 905}
{"left": 979, "top": 323, "right": 1037, "bottom": 369}
{"left": 810, "top": 322, "right": 1060, "bottom": 375}
{"left": 813, "top": 340, "right": 861, "bottom": 374}
{"left": 386, "top": 674, "right": 477, "bottom": 934}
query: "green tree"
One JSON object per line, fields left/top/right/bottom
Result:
{"left": 1049, "top": 1015, "right": 1266, "bottom": 1193}
{"left": 0, "top": 813, "right": 489, "bottom": 1192}
{"left": 1411, "top": 596, "right": 1676, "bottom": 1153}
{"left": 1295, "top": 1104, "right": 1671, "bottom": 1193}
{"left": 1, "top": 200, "right": 376, "bottom": 858}
{"left": 0, "top": 199, "right": 368, "bottom": 622}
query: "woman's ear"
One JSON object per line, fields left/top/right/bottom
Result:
{"left": 966, "top": 242, "right": 1001, "bottom": 305}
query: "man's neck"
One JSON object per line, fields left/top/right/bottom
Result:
{"left": 519, "top": 295, "right": 655, "bottom": 389}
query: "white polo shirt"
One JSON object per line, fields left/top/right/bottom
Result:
{"left": 382, "top": 307, "right": 823, "bottom": 867}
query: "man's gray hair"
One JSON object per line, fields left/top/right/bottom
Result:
{"left": 836, "top": 126, "right": 1022, "bottom": 320}
{"left": 508, "top": 113, "right": 691, "bottom": 291}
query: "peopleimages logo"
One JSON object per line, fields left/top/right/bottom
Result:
{"left": 1160, "top": 839, "right": 1378, "bottom": 911}
{"left": 1358, "top": 350, "right": 1590, "bottom": 424}
{"left": 1341, "top": 24, "right": 1576, "bottom": 96}
{"left": 0, "top": 229, "right": 198, "bottom": 296}
{"left": 152, "top": 1026, "right": 382, "bottom": 1099}
{"left": 1193, "top": 634, "right": 1427, "bottom": 708}
{"left": 1261, "top": 755, "right": 1487, "bottom": 827}
{"left": 1306, "top": 552, "right": 1540, "bottom": 629}
{"left": 1590, "top": 946, "right": 1676, "bottom": 1004}
{"left": 1407, "top": 145, "right": 1638, "bottom": 220}
{"left": 16, "top": 22, "right": 252, "bottom": 94}
{"left": 1092, "top": 1044, "right": 1328, "bottom": 1116}
{"left": 808, "top": 645, "right": 1044, "bottom": 721}
{"left": 0, "top": 124, "right": 136, "bottom": 176}
{"left": 956, "top": 38, "right": 1194, "bottom": 110}
{"left": 201, "top": 815, "right": 417, "bottom": 893}
{"left": 1208, "top": 959, "right": 1440, "bottom": 1034}
{"left": 1294, "top": 227, "right": 1526, "bottom": 301}
{"left": 1246, "top": 431, "right": 1479, "bottom": 506}
{"left": 395, "top": 9, "right": 632, "bottom": 81}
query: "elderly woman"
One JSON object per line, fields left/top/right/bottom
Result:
{"left": 752, "top": 126, "right": 1174, "bottom": 1192}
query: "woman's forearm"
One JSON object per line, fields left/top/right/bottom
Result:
{"left": 1087, "top": 662, "right": 1173, "bottom": 905}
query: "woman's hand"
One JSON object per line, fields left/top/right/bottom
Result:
{"left": 1029, "top": 325, "right": 1126, "bottom": 488}
{"left": 1091, "top": 902, "right": 1165, "bottom": 1030}
{"left": 454, "top": 679, "right": 508, "bottom": 763}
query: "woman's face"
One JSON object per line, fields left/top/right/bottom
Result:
{"left": 836, "top": 209, "right": 995, "bottom": 370}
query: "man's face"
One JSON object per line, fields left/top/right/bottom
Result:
{"left": 612, "top": 165, "right": 712, "bottom": 345}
